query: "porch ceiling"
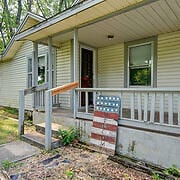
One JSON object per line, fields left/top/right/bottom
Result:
{"left": 51, "top": 0, "right": 180, "bottom": 48}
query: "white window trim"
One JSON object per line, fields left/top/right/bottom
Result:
{"left": 127, "top": 41, "right": 154, "bottom": 88}
{"left": 26, "top": 52, "right": 56, "bottom": 88}
{"left": 26, "top": 57, "right": 33, "bottom": 88}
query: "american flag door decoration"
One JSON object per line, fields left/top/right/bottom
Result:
{"left": 90, "top": 95, "right": 121, "bottom": 154}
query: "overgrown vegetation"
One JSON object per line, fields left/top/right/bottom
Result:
{"left": 1, "top": 160, "right": 22, "bottom": 171}
{"left": 164, "top": 165, "right": 180, "bottom": 177}
{"left": 152, "top": 172, "right": 163, "bottom": 180}
{"left": 0, "top": 106, "right": 18, "bottom": 119}
{"left": 58, "top": 128, "right": 79, "bottom": 145}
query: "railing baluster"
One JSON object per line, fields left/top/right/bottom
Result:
{"left": 131, "top": 92, "right": 135, "bottom": 120}
{"left": 144, "top": 92, "right": 148, "bottom": 121}
{"left": 85, "top": 91, "right": 88, "bottom": 113}
{"left": 150, "top": 93, "right": 156, "bottom": 123}
{"left": 138, "top": 92, "right": 142, "bottom": 121}
{"left": 120, "top": 92, "right": 123, "bottom": 119}
{"left": 160, "top": 93, "right": 164, "bottom": 124}
{"left": 168, "top": 93, "right": 173, "bottom": 125}
{"left": 93, "top": 91, "right": 96, "bottom": 111}
{"left": 178, "top": 93, "right": 180, "bottom": 126}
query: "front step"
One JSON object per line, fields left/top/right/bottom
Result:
{"left": 21, "top": 132, "right": 60, "bottom": 149}
{"left": 35, "top": 123, "right": 68, "bottom": 138}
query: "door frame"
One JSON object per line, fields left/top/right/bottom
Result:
{"left": 79, "top": 44, "right": 97, "bottom": 107}
{"left": 80, "top": 44, "right": 97, "bottom": 89}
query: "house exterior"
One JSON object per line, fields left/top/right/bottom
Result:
{"left": 0, "top": 0, "right": 180, "bottom": 168}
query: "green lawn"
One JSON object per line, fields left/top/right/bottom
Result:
{"left": 0, "top": 107, "right": 18, "bottom": 144}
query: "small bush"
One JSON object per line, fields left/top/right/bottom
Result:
{"left": 58, "top": 128, "right": 79, "bottom": 145}
{"left": 1, "top": 160, "right": 19, "bottom": 171}
{"left": 164, "top": 164, "right": 180, "bottom": 177}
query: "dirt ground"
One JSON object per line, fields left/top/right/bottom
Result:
{"left": 8, "top": 146, "right": 153, "bottom": 180}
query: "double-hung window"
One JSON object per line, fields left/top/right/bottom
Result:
{"left": 27, "top": 54, "right": 55, "bottom": 88}
{"left": 27, "top": 57, "right": 33, "bottom": 88}
{"left": 125, "top": 37, "right": 157, "bottom": 87}
{"left": 38, "top": 55, "right": 47, "bottom": 85}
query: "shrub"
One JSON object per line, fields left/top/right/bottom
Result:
{"left": 58, "top": 128, "right": 79, "bottom": 145}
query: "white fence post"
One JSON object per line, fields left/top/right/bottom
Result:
{"left": 45, "top": 90, "right": 52, "bottom": 150}
{"left": 18, "top": 90, "right": 25, "bottom": 136}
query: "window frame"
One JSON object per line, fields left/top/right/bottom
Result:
{"left": 37, "top": 54, "right": 48, "bottom": 85}
{"left": 27, "top": 57, "right": 33, "bottom": 88}
{"left": 26, "top": 52, "right": 56, "bottom": 88}
{"left": 124, "top": 37, "right": 157, "bottom": 88}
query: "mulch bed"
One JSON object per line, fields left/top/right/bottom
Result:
{"left": 7, "top": 146, "right": 153, "bottom": 180}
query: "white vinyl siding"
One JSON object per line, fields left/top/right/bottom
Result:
{"left": 97, "top": 43, "right": 124, "bottom": 88}
{"left": 56, "top": 41, "right": 72, "bottom": 109}
{"left": 0, "top": 41, "right": 48, "bottom": 110}
{"left": 0, "top": 41, "right": 32, "bottom": 109}
{"left": 157, "top": 31, "right": 180, "bottom": 88}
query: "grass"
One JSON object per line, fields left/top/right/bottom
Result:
{"left": 0, "top": 106, "right": 18, "bottom": 144}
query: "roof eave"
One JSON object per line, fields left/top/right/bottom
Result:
{"left": 15, "top": 0, "right": 104, "bottom": 41}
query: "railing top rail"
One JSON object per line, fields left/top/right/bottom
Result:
{"left": 24, "top": 83, "right": 48, "bottom": 96}
{"left": 75, "top": 87, "right": 180, "bottom": 93}
{"left": 50, "top": 81, "right": 79, "bottom": 96}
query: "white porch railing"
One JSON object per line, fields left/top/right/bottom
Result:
{"left": 35, "top": 89, "right": 61, "bottom": 110}
{"left": 75, "top": 88, "right": 180, "bottom": 127}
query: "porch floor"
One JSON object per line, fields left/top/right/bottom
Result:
{"left": 52, "top": 108, "right": 73, "bottom": 117}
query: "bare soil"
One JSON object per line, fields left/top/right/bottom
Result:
{"left": 8, "top": 146, "right": 153, "bottom": 180}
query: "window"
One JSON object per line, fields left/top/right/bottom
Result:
{"left": 125, "top": 37, "right": 157, "bottom": 87}
{"left": 38, "top": 55, "right": 46, "bottom": 85}
{"left": 27, "top": 58, "right": 32, "bottom": 88}
{"left": 27, "top": 54, "right": 55, "bottom": 88}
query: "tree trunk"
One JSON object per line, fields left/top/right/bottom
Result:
{"left": 16, "top": 0, "right": 22, "bottom": 25}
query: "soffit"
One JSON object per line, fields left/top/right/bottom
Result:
{"left": 51, "top": 0, "right": 180, "bottom": 48}
{"left": 15, "top": 0, "right": 144, "bottom": 42}
{"left": 78, "top": 0, "right": 180, "bottom": 47}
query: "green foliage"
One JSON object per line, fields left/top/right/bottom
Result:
{"left": 0, "top": 0, "right": 75, "bottom": 54}
{"left": 1, "top": 160, "right": 19, "bottom": 171}
{"left": 58, "top": 128, "right": 79, "bottom": 145}
{"left": 164, "top": 165, "right": 180, "bottom": 177}
{"left": 152, "top": 172, "right": 163, "bottom": 180}
{"left": 65, "top": 170, "right": 74, "bottom": 178}
{"left": 123, "top": 173, "right": 130, "bottom": 180}
{"left": 3, "top": 107, "right": 18, "bottom": 115}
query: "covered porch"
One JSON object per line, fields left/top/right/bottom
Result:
{"left": 17, "top": 0, "right": 180, "bottom": 167}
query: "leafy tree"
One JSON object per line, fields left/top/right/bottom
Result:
{"left": 0, "top": 0, "right": 76, "bottom": 54}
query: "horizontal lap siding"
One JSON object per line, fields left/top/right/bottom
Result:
{"left": 157, "top": 31, "right": 180, "bottom": 88}
{"left": 56, "top": 41, "right": 72, "bottom": 109}
{"left": 0, "top": 41, "right": 32, "bottom": 109}
{"left": 97, "top": 43, "right": 124, "bottom": 88}
{"left": 0, "top": 42, "right": 48, "bottom": 110}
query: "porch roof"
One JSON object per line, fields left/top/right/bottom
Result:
{"left": 15, "top": 0, "right": 180, "bottom": 48}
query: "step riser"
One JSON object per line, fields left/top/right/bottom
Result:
{"left": 35, "top": 125, "right": 59, "bottom": 138}
{"left": 21, "top": 135, "right": 61, "bottom": 149}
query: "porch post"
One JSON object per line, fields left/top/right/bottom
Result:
{"left": 48, "top": 37, "right": 53, "bottom": 89}
{"left": 18, "top": 90, "right": 25, "bottom": 136}
{"left": 32, "top": 42, "right": 38, "bottom": 109}
{"left": 45, "top": 37, "right": 53, "bottom": 150}
{"left": 45, "top": 90, "right": 52, "bottom": 150}
{"left": 73, "top": 28, "right": 79, "bottom": 118}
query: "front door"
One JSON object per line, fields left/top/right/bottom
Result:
{"left": 81, "top": 48, "right": 93, "bottom": 106}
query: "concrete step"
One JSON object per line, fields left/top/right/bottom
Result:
{"left": 35, "top": 123, "right": 69, "bottom": 138}
{"left": 21, "top": 132, "right": 60, "bottom": 149}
